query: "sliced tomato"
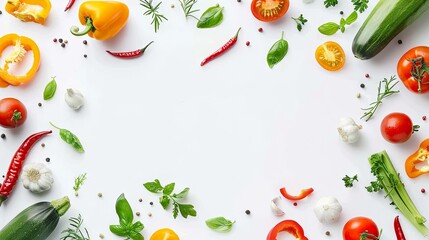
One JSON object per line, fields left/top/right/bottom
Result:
{"left": 315, "top": 41, "right": 346, "bottom": 71}
{"left": 251, "top": 0, "right": 290, "bottom": 22}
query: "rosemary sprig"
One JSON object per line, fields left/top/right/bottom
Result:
{"left": 179, "top": 0, "right": 199, "bottom": 20}
{"left": 140, "top": 0, "right": 168, "bottom": 33}
{"left": 60, "top": 214, "right": 90, "bottom": 240}
{"left": 361, "top": 76, "right": 400, "bottom": 121}
{"left": 73, "top": 173, "right": 87, "bottom": 196}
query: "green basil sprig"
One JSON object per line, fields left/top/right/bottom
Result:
{"left": 50, "top": 122, "right": 84, "bottom": 153}
{"left": 197, "top": 4, "right": 224, "bottom": 28}
{"left": 267, "top": 31, "right": 288, "bottom": 69}
{"left": 43, "top": 77, "right": 57, "bottom": 100}
{"left": 110, "top": 194, "right": 144, "bottom": 240}
{"left": 318, "top": 11, "right": 358, "bottom": 35}
{"left": 206, "top": 217, "right": 235, "bottom": 232}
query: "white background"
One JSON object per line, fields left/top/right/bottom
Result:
{"left": 1, "top": 0, "right": 429, "bottom": 239}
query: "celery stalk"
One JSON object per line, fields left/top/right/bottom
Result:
{"left": 368, "top": 150, "right": 429, "bottom": 236}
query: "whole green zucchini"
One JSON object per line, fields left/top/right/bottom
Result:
{"left": 0, "top": 196, "right": 70, "bottom": 240}
{"left": 352, "top": 0, "right": 429, "bottom": 60}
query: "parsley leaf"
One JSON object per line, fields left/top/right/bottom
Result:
{"left": 291, "top": 14, "right": 308, "bottom": 32}
{"left": 342, "top": 174, "right": 358, "bottom": 188}
{"left": 352, "top": 0, "right": 369, "bottom": 13}
{"left": 324, "top": 0, "right": 339, "bottom": 8}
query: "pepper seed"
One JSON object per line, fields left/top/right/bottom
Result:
{"left": 99, "top": 233, "right": 105, "bottom": 239}
{"left": 64, "top": 40, "right": 68, "bottom": 44}
{"left": 98, "top": 192, "right": 103, "bottom": 197}
{"left": 1, "top": 133, "right": 5, "bottom": 139}
{"left": 139, "top": 198, "right": 143, "bottom": 202}
{"left": 136, "top": 212, "right": 141, "bottom": 216}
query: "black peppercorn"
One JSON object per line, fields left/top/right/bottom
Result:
{"left": 325, "top": 231, "right": 330, "bottom": 236}
{"left": 245, "top": 210, "right": 251, "bottom": 215}
{"left": 398, "top": 40, "right": 403, "bottom": 44}
{"left": 83, "top": 40, "right": 87, "bottom": 45}
{"left": 360, "top": 83, "right": 365, "bottom": 88}
{"left": 1, "top": 133, "right": 5, "bottom": 139}
{"left": 45, "top": 157, "right": 50, "bottom": 162}
{"left": 150, "top": 201, "right": 154, "bottom": 205}
{"left": 59, "top": 38, "right": 63, "bottom": 43}
{"left": 340, "top": 11, "right": 344, "bottom": 15}
{"left": 38, "top": 102, "right": 42, "bottom": 107}
{"left": 61, "top": 43, "right": 66, "bottom": 48}
{"left": 84, "top": 54, "right": 87, "bottom": 58}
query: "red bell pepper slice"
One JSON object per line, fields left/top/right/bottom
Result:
{"left": 267, "top": 219, "right": 308, "bottom": 240}
{"left": 280, "top": 187, "right": 314, "bottom": 201}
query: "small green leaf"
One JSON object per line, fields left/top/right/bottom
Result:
{"left": 345, "top": 11, "right": 358, "bottom": 25}
{"left": 131, "top": 221, "right": 144, "bottom": 232}
{"left": 115, "top": 193, "right": 134, "bottom": 226}
{"left": 318, "top": 22, "right": 339, "bottom": 35}
{"left": 173, "top": 202, "right": 179, "bottom": 219}
{"left": 197, "top": 4, "right": 224, "bottom": 28}
{"left": 178, "top": 203, "right": 197, "bottom": 218}
{"left": 43, "top": 77, "right": 57, "bottom": 100}
{"left": 160, "top": 195, "right": 171, "bottom": 209}
{"left": 267, "top": 31, "right": 288, "bottom": 69}
{"left": 163, "top": 183, "right": 175, "bottom": 195}
{"left": 172, "top": 187, "right": 189, "bottom": 199}
{"left": 129, "top": 231, "right": 144, "bottom": 240}
{"left": 340, "top": 25, "right": 346, "bottom": 33}
{"left": 143, "top": 179, "right": 163, "bottom": 193}
{"left": 339, "top": 18, "right": 346, "bottom": 27}
{"left": 110, "top": 225, "right": 128, "bottom": 237}
{"left": 50, "top": 122, "right": 84, "bottom": 153}
{"left": 205, "top": 216, "right": 235, "bottom": 232}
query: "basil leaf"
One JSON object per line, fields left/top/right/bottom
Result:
{"left": 43, "top": 77, "right": 57, "bottom": 100}
{"left": 160, "top": 195, "right": 171, "bottom": 209}
{"left": 178, "top": 203, "right": 197, "bottom": 218}
{"left": 339, "top": 18, "right": 346, "bottom": 28}
{"left": 50, "top": 122, "right": 84, "bottom": 153}
{"left": 172, "top": 187, "right": 189, "bottom": 199}
{"left": 205, "top": 216, "right": 235, "bottom": 232}
{"left": 131, "top": 221, "right": 144, "bottom": 232}
{"left": 318, "top": 22, "right": 339, "bottom": 35}
{"left": 163, "top": 182, "right": 175, "bottom": 195}
{"left": 197, "top": 4, "right": 224, "bottom": 28}
{"left": 109, "top": 225, "right": 128, "bottom": 237}
{"left": 143, "top": 179, "right": 163, "bottom": 193}
{"left": 267, "top": 31, "right": 288, "bottom": 69}
{"left": 345, "top": 11, "right": 358, "bottom": 25}
{"left": 115, "top": 193, "right": 134, "bottom": 226}
{"left": 129, "top": 231, "right": 144, "bottom": 240}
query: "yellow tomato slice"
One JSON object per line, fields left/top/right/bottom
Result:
{"left": 315, "top": 41, "right": 345, "bottom": 71}
{"left": 150, "top": 228, "right": 180, "bottom": 240}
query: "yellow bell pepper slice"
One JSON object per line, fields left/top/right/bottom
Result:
{"left": 0, "top": 34, "right": 41, "bottom": 87}
{"left": 5, "top": 0, "right": 51, "bottom": 25}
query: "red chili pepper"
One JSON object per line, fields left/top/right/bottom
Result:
{"left": 280, "top": 187, "right": 314, "bottom": 201}
{"left": 200, "top": 27, "right": 241, "bottom": 66}
{"left": 267, "top": 219, "right": 308, "bottom": 240}
{"left": 106, "top": 41, "right": 154, "bottom": 58}
{"left": 0, "top": 130, "right": 52, "bottom": 206}
{"left": 394, "top": 216, "right": 407, "bottom": 240}
{"left": 64, "top": 0, "right": 76, "bottom": 11}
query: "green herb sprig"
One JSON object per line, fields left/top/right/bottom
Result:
{"left": 43, "top": 77, "right": 57, "bottom": 100}
{"left": 318, "top": 11, "right": 358, "bottom": 35}
{"left": 140, "top": 0, "right": 168, "bottom": 33}
{"left": 144, "top": 179, "right": 197, "bottom": 219}
{"left": 60, "top": 214, "right": 90, "bottom": 240}
{"left": 73, "top": 173, "right": 87, "bottom": 196}
{"left": 361, "top": 76, "right": 400, "bottom": 121}
{"left": 50, "top": 122, "right": 85, "bottom": 153}
{"left": 197, "top": 4, "right": 224, "bottom": 28}
{"left": 110, "top": 194, "right": 144, "bottom": 240}
{"left": 324, "top": 0, "right": 339, "bottom": 8}
{"left": 292, "top": 14, "right": 307, "bottom": 32}
{"left": 266, "top": 31, "right": 288, "bottom": 69}
{"left": 179, "top": 0, "right": 199, "bottom": 20}
{"left": 352, "top": 0, "right": 369, "bottom": 13}
{"left": 206, "top": 217, "right": 235, "bottom": 232}
{"left": 342, "top": 174, "right": 358, "bottom": 188}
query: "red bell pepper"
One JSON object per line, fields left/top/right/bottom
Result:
{"left": 267, "top": 220, "right": 308, "bottom": 240}
{"left": 280, "top": 187, "right": 314, "bottom": 201}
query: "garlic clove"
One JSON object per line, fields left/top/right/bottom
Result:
{"left": 270, "top": 196, "right": 285, "bottom": 216}
{"left": 65, "top": 88, "right": 84, "bottom": 110}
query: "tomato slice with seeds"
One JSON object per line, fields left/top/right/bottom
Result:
{"left": 315, "top": 41, "right": 346, "bottom": 71}
{"left": 251, "top": 0, "right": 290, "bottom": 22}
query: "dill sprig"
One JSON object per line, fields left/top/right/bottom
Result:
{"left": 361, "top": 76, "right": 400, "bottom": 122}
{"left": 73, "top": 173, "right": 87, "bottom": 196}
{"left": 140, "top": 0, "right": 168, "bottom": 33}
{"left": 179, "top": 0, "right": 199, "bottom": 20}
{"left": 60, "top": 214, "right": 90, "bottom": 240}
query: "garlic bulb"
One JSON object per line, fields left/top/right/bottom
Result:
{"left": 337, "top": 117, "right": 362, "bottom": 143}
{"left": 270, "top": 196, "right": 285, "bottom": 216}
{"left": 314, "top": 197, "right": 342, "bottom": 224}
{"left": 21, "top": 163, "right": 54, "bottom": 193}
{"left": 65, "top": 88, "right": 84, "bottom": 110}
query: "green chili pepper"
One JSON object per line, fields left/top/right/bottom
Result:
{"left": 50, "top": 122, "right": 84, "bottom": 153}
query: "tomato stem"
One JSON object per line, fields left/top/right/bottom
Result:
{"left": 11, "top": 110, "right": 22, "bottom": 127}
{"left": 409, "top": 57, "right": 429, "bottom": 93}
{"left": 413, "top": 125, "right": 420, "bottom": 133}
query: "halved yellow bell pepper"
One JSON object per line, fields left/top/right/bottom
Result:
{"left": 70, "top": 1, "right": 129, "bottom": 41}
{"left": 0, "top": 34, "right": 41, "bottom": 87}
{"left": 5, "top": 0, "right": 51, "bottom": 25}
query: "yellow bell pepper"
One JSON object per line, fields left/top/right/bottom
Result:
{"left": 70, "top": 1, "right": 129, "bottom": 41}
{"left": 0, "top": 34, "right": 41, "bottom": 87}
{"left": 5, "top": 0, "right": 51, "bottom": 25}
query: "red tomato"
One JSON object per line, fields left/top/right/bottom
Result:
{"left": 0, "top": 98, "right": 27, "bottom": 128}
{"left": 251, "top": 0, "right": 289, "bottom": 22}
{"left": 397, "top": 46, "right": 429, "bottom": 93}
{"left": 380, "top": 112, "right": 416, "bottom": 143}
{"left": 343, "top": 217, "right": 379, "bottom": 240}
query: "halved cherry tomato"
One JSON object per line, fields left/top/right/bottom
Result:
{"left": 315, "top": 41, "right": 346, "bottom": 71}
{"left": 280, "top": 187, "right": 314, "bottom": 201}
{"left": 0, "top": 98, "right": 27, "bottom": 128}
{"left": 397, "top": 46, "right": 429, "bottom": 93}
{"left": 251, "top": 0, "right": 290, "bottom": 22}
{"left": 380, "top": 112, "right": 418, "bottom": 144}
{"left": 150, "top": 228, "right": 180, "bottom": 240}
{"left": 343, "top": 217, "right": 380, "bottom": 240}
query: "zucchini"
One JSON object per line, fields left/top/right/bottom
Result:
{"left": 352, "top": 0, "right": 429, "bottom": 60}
{"left": 0, "top": 196, "right": 70, "bottom": 240}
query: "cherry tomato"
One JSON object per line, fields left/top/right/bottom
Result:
{"left": 251, "top": 0, "right": 290, "bottom": 22}
{"left": 380, "top": 112, "right": 416, "bottom": 143}
{"left": 315, "top": 41, "right": 346, "bottom": 71}
{"left": 397, "top": 46, "right": 429, "bottom": 93}
{"left": 0, "top": 98, "right": 27, "bottom": 128}
{"left": 343, "top": 217, "right": 379, "bottom": 240}
{"left": 150, "top": 228, "right": 180, "bottom": 240}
